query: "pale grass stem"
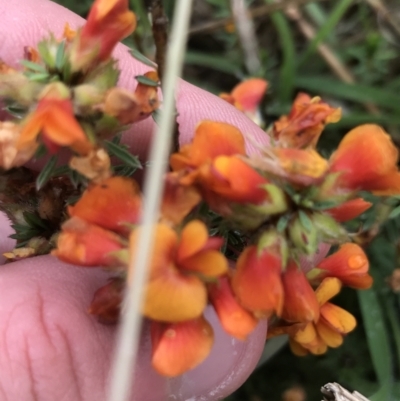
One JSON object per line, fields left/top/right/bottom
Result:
{"left": 106, "top": 1, "right": 194, "bottom": 400}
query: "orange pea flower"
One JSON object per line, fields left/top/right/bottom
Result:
{"left": 68, "top": 176, "right": 142, "bottom": 236}
{"left": 208, "top": 276, "right": 258, "bottom": 340}
{"left": 326, "top": 198, "right": 372, "bottom": 222}
{"left": 129, "top": 220, "right": 228, "bottom": 322}
{"left": 170, "top": 120, "right": 246, "bottom": 175}
{"left": 312, "top": 243, "right": 373, "bottom": 289}
{"left": 249, "top": 148, "right": 329, "bottom": 187}
{"left": 151, "top": 316, "right": 214, "bottom": 377}
{"left": 269, "top": 277, "right": 356, "bottom": 355}
{"left": 54, "top": 217, "right": 125, "bottom": 267}
{"left": 281, "top": 261, "right": 320, "bottom": 323}
{"left": 17, "top": 83, "right": 92, "bottom": 155}
{"left": 273, "top": 93, "right": 341, "bottom": 149}
{"left": 160, "top": 172, "right": 201, "bottom": 226}
{"left": 102, "top": 71, "right": 160, "bottom": 124}
{"left": 71, "top": 0, "right": 136, "bottom": 70}
{"left": 198, "top": 155, "right": 270, "bottom": 205}
{"left": 329, "top": 124, "right": 400, "bottom": 195}
{"left": 220, "top": 78, "right": 268, "bottom": 123}
{"left": 231, "top": 245, "right": 284, "bottom": 318}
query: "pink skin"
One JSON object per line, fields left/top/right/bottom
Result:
{"left": 0, "top": 1, "right": 270, "bottom": 400}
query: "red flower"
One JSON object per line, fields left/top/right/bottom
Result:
{"left": 68, "top": 176, "right": 142, "bottom": 236}
{"left": 170, "top": 120, "right": 246, "bottom": 174}
{"left": 130, "top": 220, "right": 228, "bottom": 322}
{"left": 72, "top": 0, "right": 136, "bottom": 70}
{"left": 314, "top": 243, "right": 372, "bottom": 289}
{"left": 326, "top": 198, "right": 372, "bottom": 222}
{"left": 53, "top": 217, "right": 125, "bottom": 267}
{"left": 281, "top": 261, "right": 320, "bottom": 323}
{"left": 151, "top": 317, "right": 214, "bottom": 377}
{"left": 18, "top": 83, "right": 93, "bottom": 155}
{"left": 273, "top": 93, "right": 341, "bottom": 149}
{"left": 231, "top": 245, "right": 284, "bottom": 318}
{"left": 329, "top": 124, "right": 400, "bottom": 195}
{"left": 208, "top": 276, "right": 258, "bottom": 340}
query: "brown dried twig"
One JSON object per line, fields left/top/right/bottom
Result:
{"left": 189, "top": 0, "right": 331, "bottom": 35}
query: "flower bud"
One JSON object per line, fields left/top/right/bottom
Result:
{"left": 282, "top": 261, "right": 320, "bottom": 323}
{"left": 288, "top": 212, "right": 318, "bottom": 256}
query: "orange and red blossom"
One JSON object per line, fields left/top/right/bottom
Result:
{"left": 151, "top": 316, "right": 214, "bottom": 377}
{"left": 17, "top": 83, "right": 92, "bottom": 155}
{"left": 170, "top": 120, "right": 246, "bottom": 173}
{"left": 281, "top": 262, "right": 320, "bottom": 323}
{"left": 53, "top": 217, "right": 125, "bottom": 267}
{"left": 311, "top": 243, "right": 372, "bottom": 289}
{"left": 273, "top": 93, "right": 341, "bottom": 149}
{"left": 198, "top": 156, "right": 270, "bottom": 205}
{"left": 220, "top": 78, "right": 268, "bottom": 115}
{"left": 208, "top": 276, "right": 258, "bottom": 340}
{"left": 72, "top": 0, "right": 136, "bottom": 70}
{"left": 231, "top": 245, "right": 284, "bottom": 318}
{"left": 102, "top": 71, "right": 160, "bottom": 125}
{"left": 292, "top": 278, "right": 356, "bottom": 355}
{"left": 68, "top": 176, "right": 142, "bottom": 236}
{"left": 329, "top": 124, "right": 400, "bottom": 195}
{"left": 160, "top": 172, "right": 201, "bottom": 226}
{"left": 129, "top": 220, "right": 228, "bottom": 322}
{"left": 249, "top": 147, "right": 329, "bottom": 187}
{"left": 326, "top": 198, "right": 372, "bottom": 222}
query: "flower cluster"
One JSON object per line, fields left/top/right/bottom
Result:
{"left": 0, "top": 0, "right": 159, "bottom": 181}
{"left": 1, "top": 0, "right": 399, "bottom": 380}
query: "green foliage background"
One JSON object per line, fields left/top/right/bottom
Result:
{"left": 54, "top": 0, "right": 400, "bottom": 399}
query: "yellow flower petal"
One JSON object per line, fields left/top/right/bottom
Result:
{"left": 177, "top": 220, "right": 208, "bottom": 261}
{"left": 315, "top": 277, "right": 342, "bottom": 306}
{"left": 143, "top": 269, "right": 207, "bottom": 322}
{"left": 289, "top": 339, "right": 309, "bottom": 356}
{"left": 316, "top": 320, "right": 343, "bottom": 348}
{"left": 180, "top": 250, "right": 228, "bottom": 278}
{"left": 320, "top": 302, "right": 357, "bottom": 334}
{"left": 293, "top": 322, "right": 317, "bottom": 345}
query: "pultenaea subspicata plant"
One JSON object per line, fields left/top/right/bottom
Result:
{"left": 0, "top": 0, "right": 399, "bottom": 378}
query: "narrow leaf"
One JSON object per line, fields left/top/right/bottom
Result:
{"left": 20, "top": 59, "right": 47, "bottom": 73}
{"left": 135, "top": 75, "right": 160, "bottom": 87}
{"left": 129, "top": 48, "right": 157, "bottom": 68}
{"left": 36, "top": 155, "right": 57, "bottom": 191}
{"left": 105, "top": 140, "right": 142, "bottom": 169}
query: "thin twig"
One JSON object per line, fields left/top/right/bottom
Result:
{"left": 230, "top": 0, "right": 262, "bottom": 75}
{"left": 106, "top": 1, "right": 193, "bottom": 401}
{"left": 189, "top": 0, "right": 331, "bottom": 35}
{"left": 284, "top": 5, "right": 381, "bottom": 115}
{"left": 150, "top": 0, "right": 168, "bottom": 82}
{"left": 321, "top": 383, "right": 370, "bottom": 401}
{"left": 366, "top": 0, "right": 400, "bottom": 38}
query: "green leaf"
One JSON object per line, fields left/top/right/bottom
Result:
{"left": 55, "top": 41, "right": 66, "bottom": 71}
{"left": 389, "top": 206, "right": 400, "bottom": 219}
{"left": 277, "top": 214, "right": 290, "bottom": 233}
{"left": 295, "top": 75, "right": 400, "bottom": 112}
{"left": 34, "top": 143, "right": 48, "bottom": 159}
{"left": 104, "top": 140, "right": 142, "bottom": 170}
{"left": 129, "top": 48, "right": 157, "bottom": 68}
{"left": 36, "top": 155, "right": 57, "bottom": 191}
{"left": 25, "top": 72, "right": 50, "bottom": 82}
{"left": 358, "top": 288, "right": 393, "bottom": 399}
{"left": 135, "top": 74, "right": 159, "bottom": 86}
{"left": 298, "top": 210, "right": 313, "bottom": 231}
{"left": 20, "top": 59, "right": 47, "bottom": 73}
{"left": 23, "top": 212, "right": 48, "bottom": 230}
{"left": 299, "top": 0, "right": 353, "bottom": 65}
{"left": 266, "top": 0, "right": 296, "bottom": 102}
{"left": 185, "top": 51, "right": 241, "bottom": 75}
